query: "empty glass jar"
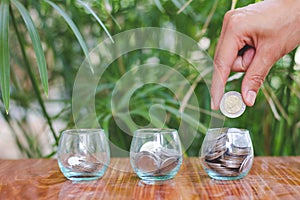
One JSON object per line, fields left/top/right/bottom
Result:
{"left": 130, "top": 128, "right": 182, "bottom": 183}
{"left": 200, "top": 128, "right": 254, "bottom": 180}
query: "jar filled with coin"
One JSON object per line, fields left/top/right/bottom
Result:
{"left": 200, "top": 128, "right": 253, "bottom": 180}
{"left": 130, "top": 128, "right": 182, "bottom": 183}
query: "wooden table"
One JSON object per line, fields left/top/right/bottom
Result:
{"left": 0, "top": 157, "right": 299, "bottom": 199}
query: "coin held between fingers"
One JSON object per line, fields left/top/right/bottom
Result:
{"left": 220, "top": 91, "right": 246, "bottom": 118}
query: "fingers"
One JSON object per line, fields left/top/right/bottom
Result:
{"left": 211, "top": 62, "right": 229, "bottom": 110}
{"left": 211, "top": 47, "right": 255, "bottom": 110}
{"left": 232, "top": 47, "right": 255, "bottom": 72}
{"left": 211, "top": 20, "right": 242, "bottom": 109}
{"left": 241, "top": 49, "right": 273, "bottom": 106}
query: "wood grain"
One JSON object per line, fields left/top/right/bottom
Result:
{"left": 0, "top": 157, "right": 299, "bottom": 199}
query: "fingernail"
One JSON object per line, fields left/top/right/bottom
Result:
{"left": 246, "top": 90, "right": 256, "bottom": 106}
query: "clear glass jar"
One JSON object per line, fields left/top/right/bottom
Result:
{"left": 57, "top": 129, "right": 110, "bottom": 181}
{"left": 130, "top": 128, "right": 182, "bottom": 183}
{"left": 200, "top": 128, "right": 254, "bottom": 180}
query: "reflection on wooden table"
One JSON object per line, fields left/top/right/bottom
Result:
{"left": 0, "top": 157, "right": 299, "bottom": 199}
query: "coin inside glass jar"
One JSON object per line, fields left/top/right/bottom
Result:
{"left": 220, "top": 91, "right": 246, "bottom": 118}
{"left": 202, "top": 128, "right": 253, "bottom": 179}
{"left": 134, "top": 141, "right": 181, "bottom": 175}
{"left": 135, "top": 151, "right": 160, "bottom": 173}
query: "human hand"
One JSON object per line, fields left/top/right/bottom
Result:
{"left": 211, "top": 0, "right": 300, "bottom": 110}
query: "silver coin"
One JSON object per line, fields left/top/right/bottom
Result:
{"left": 205, "top": 148, "right": 226, "bottom": 161}
{"left": 205, "top": 161, "right": 223, "bottom": 169}
{"left": 227, "top": 146, "right": 251, "bottom": 156}
{"left": 229, "top": 130, "right": 250, "bottom": 148}
{"left": 220, "top": 155, "right": 243, "bottom": 164}
{"left": 222, "top": 153, "right": 246, "bottom": 163}
{"left": 159, "top": 157, "right": 178, "bottom": 174}
{"left": 216, "top": 131, "right": 228, "bottom": 140}
{"left": 239, "top": 155, "right": 253, "bottom": 173}
{"left": 220, "top": 159, "right": 241, "bottom": 169}
{"left": 213, "top": 141, "right": 227, "bottom": 152}
{"left": 78, "top": 162, "right": 103, "bottom": 172}
{"left": 220, "top": 91, "right": 246, "bottom": 118}
{"left": 67, "top": 157, "right": 103, "bottom": 173}
{"left": 135, "top": 151, "right": 160, "bottom": 173}
{"left": 139, "top": 141, "right": 162, "bottom": 153}
{"left": 208, "top": 164, "right": 240, "bottom": 177}
{"left": 207, "top": 136, "right": 227, "bottom": 154}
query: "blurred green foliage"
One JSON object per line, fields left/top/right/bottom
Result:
{"left": 0, "top": 0, "right": 299, "bottom": 158}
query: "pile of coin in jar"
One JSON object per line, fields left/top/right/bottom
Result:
{"left": 133, "top": 142, "right": 181, "bottom": 175}
{"left": 66, "top": 155, "right": 104, "bottom": 173}
{"left": 202, "top": 130, "right": 253, "bottom": 177}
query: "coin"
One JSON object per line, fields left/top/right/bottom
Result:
{"left": 222, "top": 153, "right": 246, "bottom": 163}
{"left": 159, "top": 157, "right": 178, "bottom": 174}
{"left": 139, "top": 141, "right": 162, "bottom": 153}
{"left": 79, "top": 162, "right": 103, "bottom": 172}
{"left": 134, "top": 144, "right": 181, "bottom": 175}
{"left": 227, "top": 145, "right": 251, "bottom": 156}
{"left": 68, "top": 156, "right": 84, "bottom": 166}
{"left": 220, "top": 159, "right": 241, "bottom": 169}
{"left": 213, "top": 139, "right": 227, "bottom": 152}
{"left": 159, "top": 148, "right": 179, "bottom": 161}
{"left": 67, "top": 156, "right": 103, "bottom": 172}
{"left": 205, "top": 149, "right": 226, "bottom": 161}
{"left": 220, "top": 91, "right": 246, "bottom": 118}
{"left": 135, "top": 151, "right": 160, "bottom": 173}
{"left": 205, "top": 161, "right": 223, "bottom": 169}
{"left": 201, "top": 127, "right": 253, "bottom": 177}
{"left": 239, "top": 155, "right": 253, "bottom": 173}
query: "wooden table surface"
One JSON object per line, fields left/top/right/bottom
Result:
{"left": 0, "top": 157, "right": 299, "bottom": 199}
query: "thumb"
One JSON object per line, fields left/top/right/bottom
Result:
{"left": 241, "top": 52, "right": 273, "bottom": 106}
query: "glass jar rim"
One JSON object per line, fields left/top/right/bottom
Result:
{"left": 62, "top": 128, "right": 105, "bottom": 135}
{"left": 134, "top": 128, "right": 177, "bottom": 134}
{"left": 207, "top": 127, "right": 249, "bottom": 132}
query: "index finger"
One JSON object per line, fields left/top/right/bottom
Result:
{"left": 210, "top": 13, "right": 245, "bottom": 110}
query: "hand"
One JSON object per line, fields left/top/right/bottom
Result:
{"left": 211, "top": 0, "right": 300, "bottom": 110}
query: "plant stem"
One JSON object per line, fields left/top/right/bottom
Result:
{"left": 10, "top": 6, "right": 59, "bottom": 146}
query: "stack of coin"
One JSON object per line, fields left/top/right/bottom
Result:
{"left": 202, "top": 131, "right": 253, "bottom": 177}
{"left": 134, "top": 142, "right": 181, "bottom": 175}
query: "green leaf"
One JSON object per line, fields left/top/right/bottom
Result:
{"left": 44, "top": 0, "right": 94, "bottom": 73}
{"left": 76, "top": 0, "right": 114, "bottom": 43}
{"left": 153, "top": 0, "right": 165, "bottom": 13}
{"left": 0, "top": 0, "right": 10, "bottom": 113}
{"left": 11, "top": 0, "right": 49, "bottom": 96}
{"left": 164, "top": 105, "right": 207, "bottom": 134}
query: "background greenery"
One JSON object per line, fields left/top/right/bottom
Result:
{"left": 0, "top": 0, "right": 299, "bottom": 158}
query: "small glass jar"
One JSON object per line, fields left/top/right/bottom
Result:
{"left": 130, "top": 128, "right": 182, "bottom": 183}
{"left": 57, "top": 129, "right": 110, "bottom": 181}
{"left": 200, "top": 128, "right": 253, "bottom": 180}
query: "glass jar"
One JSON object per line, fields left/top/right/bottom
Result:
{"left": 57, "top": 129, "right": 110, "bottom": 181}
{"left": 130, "top": 128, "right": 182, "bottom": 183}
{"left": 200, "top": 128, "right": 253, "bottom": 180}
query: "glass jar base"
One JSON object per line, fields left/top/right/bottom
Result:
{"left": 138, "top": 174, "right": 175, "bottom": 184}
{"left": 62, "top": 171, "right": 105, "bottom": 181}
{"left": 205, "top": 169, "right": 248, "bottom": 180}
{"left": 58, "top": 163, "right": 107, "bottom": 181}
{"left": 136, "top": 170, "right": 179, "bottom": 183}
